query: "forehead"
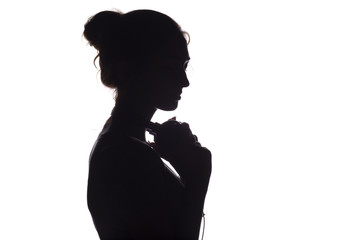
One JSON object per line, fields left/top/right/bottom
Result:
{"left": 150, "top": 57, "right": 190, "bottom": 68}
{"left": 152, "top": 36, "right": 190, "bottom": 61}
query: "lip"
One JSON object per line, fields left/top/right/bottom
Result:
{"left": 172, "top": 92, "right": 182, "bottom": 100}
{"left": 176, "top": 92, "right": 182, "bottom": 100}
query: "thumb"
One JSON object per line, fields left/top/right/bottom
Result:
{"left": 148, "top": 141, "right": 158, "bottom": 151}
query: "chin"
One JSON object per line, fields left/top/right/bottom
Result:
{"left": 157, "top": 101, "right": 179, "bottom": 111}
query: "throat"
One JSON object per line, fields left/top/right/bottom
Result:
{"left": 110, "top": 104, "right": 154, "bottom": 141}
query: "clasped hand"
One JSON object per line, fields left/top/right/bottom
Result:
{"left": 151, "top": 119, "right": 212, "bottom": 188}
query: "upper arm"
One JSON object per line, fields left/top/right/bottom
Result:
{"left": 88, "top": 138, "right": 175, "bottom": 239}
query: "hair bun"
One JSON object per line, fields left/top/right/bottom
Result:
{"left": 84, "top": 11, "right": 122, "bottom": 51}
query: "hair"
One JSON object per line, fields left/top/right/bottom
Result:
{"left": 83, "top": 9, "right": 189, "bottom": 95}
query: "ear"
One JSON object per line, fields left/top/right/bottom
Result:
{"left": 114, "top": 60, "right": 134, "bottom": 87}
{"left": 115, "top": 60, "right": 130, "bottom": 76}
{"left": 115, "top": 60, "right": 147, "bottom": 91}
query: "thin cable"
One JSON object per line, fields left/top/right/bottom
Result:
{"left": 201, "top": 212, "right": 205, "bottom": 240}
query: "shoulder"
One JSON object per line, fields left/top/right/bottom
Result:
{"left": 91, "top": 132, "right": 158, "bottom": 163}
{"left": 89, "top": 132, "right": 163, "bottom": 183}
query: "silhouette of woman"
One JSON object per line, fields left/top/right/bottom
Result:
{"left": 84, "top": 9, "right": 211, "bottom": 240}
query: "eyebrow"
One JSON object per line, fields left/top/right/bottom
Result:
{"left": 151, "top": 56, "right": 190, "bottom": 65}
{"left": 165, "top": 56, "right": 190, "bottom": 60}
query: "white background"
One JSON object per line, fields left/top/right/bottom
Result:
{"left": 1, "top": 0, "right": 360, "bottom": 239}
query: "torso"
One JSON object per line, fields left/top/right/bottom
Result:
{"left": 87, "top": 116, "right": 185, "bottom": 239}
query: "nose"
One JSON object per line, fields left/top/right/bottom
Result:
{"left": 182, "top": 72, "right": 190, "bottom": 88}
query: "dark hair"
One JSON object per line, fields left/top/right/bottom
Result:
{"left": 83, "top": 9, "right": 189, "bottom": 92}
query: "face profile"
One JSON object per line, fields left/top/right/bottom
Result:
{"left": 142, "top": 42, "right": 190, "bottom": 111}
{"left": 84, "top": 9, "right": 211, "bottom": 240}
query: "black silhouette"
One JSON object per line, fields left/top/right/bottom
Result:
{"left": 84, "top": 9, "right": 211, "bottom": 240}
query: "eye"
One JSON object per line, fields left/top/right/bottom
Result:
{"left": 183, "top": 60, "right": 189, "bottom": 71}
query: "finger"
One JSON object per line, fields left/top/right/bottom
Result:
{"left": 180, "top": 123, "right": 194, "bottom": 139}
{"left": 148, "top": 141, "right": 157, "bottom": 150}
{"left": 181, "top": 122, "right": 189, "bottom": 128}
{"left": 180, "top": 122, "right": 192, "bottom": 133}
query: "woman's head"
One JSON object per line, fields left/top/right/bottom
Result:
{"left": 83, "top": 9, "right": 190, "bottom": 111}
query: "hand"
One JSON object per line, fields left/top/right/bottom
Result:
{"left": 152, "top": 119, "right": 211, "bottom": 188}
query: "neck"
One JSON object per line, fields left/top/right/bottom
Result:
{"left": 110, "top": 98, "right": 157, "bottom": 141}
